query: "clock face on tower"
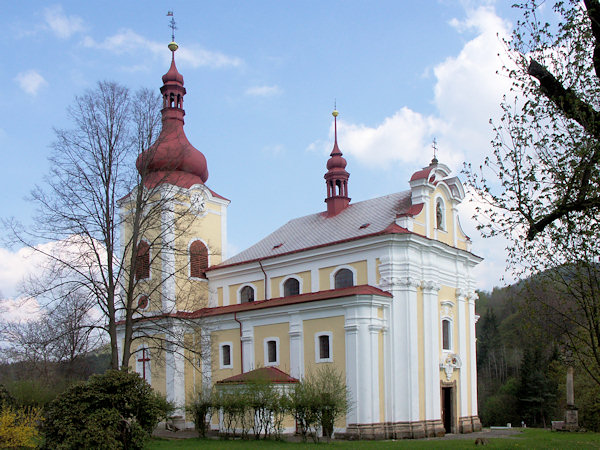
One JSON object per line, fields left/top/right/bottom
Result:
{"left": 190, "top": 191, "right": 206, "bottom": 213}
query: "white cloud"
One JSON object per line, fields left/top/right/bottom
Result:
{"left": 44, "top": 5, "right": 85, "bottom": 39}
{"left": 0, "top": 297, "right": 41, "bottom": 323}
{"left": 246, "top": 85, "right": 283, "bottom": 97}
{"left": 15, "top": 70, "right": 48, "bottom": 96}
{"left": 305, "top": 6, "right": 515, "bottom": 289}
{"left": 83, "top": 29, "right": 243, "bottom": 69}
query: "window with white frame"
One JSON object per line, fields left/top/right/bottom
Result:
{"left": 334, "top": 268, "right": 354, "bottom": 289}
{"left": 315, "top": 332, "right": 333, "bottom": 363}
{"left": 283, "top": 277, "right": 300, "bottom": 297}
{"left": 239, "top": 285, "right": 255, "bottom": 303}
{"left": 264, "top": 337, "right": 279, "bottom": 366}
{"left": 442, "top": 318, "right": 452, "bottom": 351}
{"left": 219, "top": 342, "right": 233, "bottom": 369}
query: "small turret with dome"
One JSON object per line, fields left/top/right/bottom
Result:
{"left": 136, "top": 39, "right": 209, "bottom": 188}
{"left": 324, "top": 109, "right": 350, "bottom": 217}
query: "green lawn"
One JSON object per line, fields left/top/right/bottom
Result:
{"left": 146, "top": 428, "right": 600, "bottom": 449}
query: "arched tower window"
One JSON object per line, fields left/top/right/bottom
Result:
{"left": 240, "top": 286, "right": 255, "bottom": 303}
{"left": 136, "top": 241, "right": 150, "bottom": 280}
{"left": 436, "top": 198, "right": 445, "bottom": 231}
{"left": 334, "top": 268, "right": 354, "bottom": 289}
{"left": 283, "top": 278, "right": 300, "bottom": 297}
{"left": 190, "top": 240, "right": 208, "bottom": 279}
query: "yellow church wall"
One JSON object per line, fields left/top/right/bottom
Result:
{"left": 318, "top": 260, "right": 368, "bottom": 290}
{"left": 375, "top": 258, "right": 381, "bottom": 284}
{"left": 417, "top": 287, "right": 425, "bottom": 421}
{"left": 412, "top": 208, "right": 427, "bottom": 237}
{"left": 128, "top": 336, "right": 167, "bottom": 397}
{"left": 253, "top": 322, "right": 291, "bottom": 372}
{"left": 228, "top": 280, "right": 265, "bottom": 304}
{"left": 429, "top": 188, "right": 454, "bottom": 247}
{"left": 211, "top": 328, "right": 241, "bottom": 382}
{"left": 269, "top": 271, "right": 311, "bottom": 298}
{"left": 302, "top": 316, "right": 346, "bottom": 377}
{"left": 217, "top": 287, "right": 223, "bottom": 307}
{"left": 302, "top": 315, "right": 346, "bottom": 428}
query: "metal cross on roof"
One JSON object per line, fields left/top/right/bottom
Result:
{"left": 167, "top": 11, "right": 177, "bottom": 42}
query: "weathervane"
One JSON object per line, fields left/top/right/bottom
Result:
{"left": 167, "top": 11, "right": 177, "bottom": 42}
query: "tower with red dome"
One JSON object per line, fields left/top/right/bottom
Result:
{"left": 324, "top": 109, "right": 350, "bottom": 217}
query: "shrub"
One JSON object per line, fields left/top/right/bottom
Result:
{"left": 0, "top": 403, "right": 42, "bottom": 448}
{"left": 187, "top": 388, "right": 214, "bottom": 437}
{"left": 43, "top": 369, "right": 171, "bottom": 450}
{"left": 288, "top": 366, "right": 349, "bottom": 442}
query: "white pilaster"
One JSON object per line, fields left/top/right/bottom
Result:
{"left": 468, "top": 292, "right": 479, "bottom": 416}
{"left": 165, "top": 338, "right": 186, "bottom": 417}
{"left": 241, "top": 325, "right": 254, "bottom": 372}
{"left": 456, "top": 289, "right": 469, "bottom": 418}
{"left": 289, "top": 314, "right": 303, "bottom": 379}
{"left": 369, "top": 324, "right": 382, "bottom": 423}
{"left": 161, "top": 196, "right": 176, "bottom": 311}
{"left": 422, "top": 280, "right": 441, "bottom": 421}
{"left": 311, "top": 268, "right": 319, "bottom": 293}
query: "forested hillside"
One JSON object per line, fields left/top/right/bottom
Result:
{"left": 476, "top": 280, "right": 600, "bottom": 430}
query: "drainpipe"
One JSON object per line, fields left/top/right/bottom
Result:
{"left": 234, "top": 311, "right": 243, "bottom": 373}
{"left": 258, "top": 259, "right": 268, "bottom": 299}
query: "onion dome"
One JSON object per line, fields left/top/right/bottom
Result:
{"left": 136, "top": 42, "right": 209, "bottom": 189}
{"left": 324, "top": 109, "right": 350, "bottom": 217}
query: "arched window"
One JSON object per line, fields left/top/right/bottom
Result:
{"left": 334, "top": 268, "right": 354, "bottom": 289}
{"left": 136, "top": 241, "right": 150, "bottom": 280}
{"left": 436, "top": 198, "right": 445, "bottom": 231}
{"left": 442, "top": 319, "right": 452, "bottom": 350}
{"left": 283, "top": 278, "right": 300, "bottom": 297}
{"left": 240, "top": 285, "right": 255, "bottom": 303}
{"left": 190, "top": 240, "right": 208, "bottom": 278}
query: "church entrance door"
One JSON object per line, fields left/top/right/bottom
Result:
{"left": 441, "top": 386, "right": 453, "bottom": 433}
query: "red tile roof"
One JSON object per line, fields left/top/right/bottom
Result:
{"left": 216, "top": 367, "right": 299, "bottom": 384}
{"left": 177, "top": 284, "right": 392, "bottom": 319}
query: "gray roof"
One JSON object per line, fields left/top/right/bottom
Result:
{"left": 220, "top": 190, "right": 412, "bottom": 266}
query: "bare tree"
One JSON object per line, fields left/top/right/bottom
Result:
{"left": 3, "top": 81, "right": 210, "bottom": 373}
{"left": 465, "top": 0, "right": 600, "bottom": 387}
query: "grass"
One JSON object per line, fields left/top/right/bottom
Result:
{"left": 146, "top": 428, "right": 600, "bottom": 449}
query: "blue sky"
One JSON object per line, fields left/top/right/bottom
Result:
{"left": 0, "top": 1, "right": 528, "bottom": 303}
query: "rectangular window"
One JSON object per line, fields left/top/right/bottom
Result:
{"left": 319, "top": 335, "right": 330, "bottom": 359}
{"left": 267, "top": 340, "right": 277, "bottom": 363}
{"left": 442, "top": 320, "right": 451, "bottom": 350}
{"left": 315, "top": 332, "right": 333, "bottom": 363}
{"left": 219, "top": 342, "right": 233, "bottom": 369}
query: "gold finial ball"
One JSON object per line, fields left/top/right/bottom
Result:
{"left": 168, "top": 41, "right": 179, "bottom": 52}
{"left": 332, "top": 110, "right": 339, "bottom": 117}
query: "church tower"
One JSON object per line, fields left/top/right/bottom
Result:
{"left": 324, "top": 109, "right": 350, "bottom": 216}
{"left": 128, "top": 40, "right": 229, "bottom": 315}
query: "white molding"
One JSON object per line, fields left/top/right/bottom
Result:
{"left": 314, "top": 331, "right": 333, "bottom": 363}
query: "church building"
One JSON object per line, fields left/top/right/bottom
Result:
{"left": 119, "top": 41, "right": 482, "bottom": 439}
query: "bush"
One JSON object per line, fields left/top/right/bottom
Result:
{"left": 0, "top": 403, "right": 43, "bottom": 448}
{"left": 43, "top": 369, "right": 171, "bottom": 450}
{"left": 187, "top": 388, "right": 214, "bottom": 438}
{"left": 288, "top": 366, "right": 349, "bottom": 442}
